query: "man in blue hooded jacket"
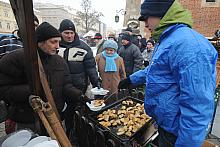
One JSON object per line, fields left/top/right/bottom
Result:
{"left": 118, "top": 0, "right": 218, "bottom": 146}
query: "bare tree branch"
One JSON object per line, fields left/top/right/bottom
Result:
{"left": 74, "top": 0, "right": 104, "bottom": 34}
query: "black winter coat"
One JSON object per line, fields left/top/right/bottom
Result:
{"left": 118, "top": 43, "right": 143, "bottom": 77}
{"left": 59, "top": 33, "right": 99, "bottom": 93}
{"left": 0, "top": 49, "right": 82, "bottom": 123}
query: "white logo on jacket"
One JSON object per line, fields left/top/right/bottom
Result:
{"left": 57, "top": 47, "right": 87, "bottom": 61}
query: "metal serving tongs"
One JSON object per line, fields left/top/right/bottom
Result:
{"left": 102, "top": 90, "right": 118, "bottom": 103}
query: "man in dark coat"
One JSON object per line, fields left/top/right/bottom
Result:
{"left": 118, "top": 32, "right": 143, "bottom": 77}
{"left": 58, "top": 19, "right": 99, "bottom": 93}
{"left": 58, "top": 19, "right": 99, "bottom": 140}
{"left": 0, "top": 22, "right": 86, "bottom": 133}
{"left": 124, "top": 27, "right": 140, "bottom": 48}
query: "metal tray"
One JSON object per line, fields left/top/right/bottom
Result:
{"left": 88, "top": 96, "right": 154, "bottom": 144}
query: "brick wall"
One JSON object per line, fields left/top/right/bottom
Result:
{"left": 179, "top": 0, "right": 220, "bottom": 37}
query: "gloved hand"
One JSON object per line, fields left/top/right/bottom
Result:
{"left": 80, "top": 95, "right": 92, "bottom": 104}
{"left": 97, "top": 81, "right": 101, "bottom": 89}
{"left": 118, "top": 77, "right": 131, "bottom": 89}
{"left": 93, "top": 78, "right": 102, "bottom": 89}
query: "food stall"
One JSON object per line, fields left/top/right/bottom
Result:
{"left": 73, "top": 89, "right": 158, "bottom": 147}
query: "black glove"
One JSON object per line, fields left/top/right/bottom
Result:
{"left": 97, "top": 78, "right": 102, "bottom": 89}
{"left": 80, "top": 95, "right": 92, "bottom": 104}
{"left": 118, "top": 77, "right": 131, "bottom": 89}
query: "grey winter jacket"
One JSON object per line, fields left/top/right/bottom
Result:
{"left": 118, "top": 43, "right": 143, "bottom": 76}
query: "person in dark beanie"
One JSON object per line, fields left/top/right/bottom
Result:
{"left": 0, "top": 22, "right": 88, "bottom": 134}
{"left": 94, "top": 32, "right": 102, "bottom": 40}
{"left": 93, "top": 32, "right": 105, "bottom": 55}
{"left": 124, "top": 27, "right": 140, "bottom": 47}
{"left": 118, "top": 32, "right": 143, "bottom": 77}
{"left": 125, "top": 27, "right": 132, "bottom": 33}
{"left": 118, "top": 0, "right": 217, "bottom": 146}
{"left": 58, "top": 19, "right": 99, "bottom": 92}
{"left": 58, "top": 19, "right": 99, "bottom": 140}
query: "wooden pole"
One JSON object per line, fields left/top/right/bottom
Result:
{"left": 44, "top": 104, "right": 72, "bottom": 147}
{"left": 9, "top": 0, "right": 42, "bottom": 133}
{"left": 29, "top": 96, "right": 57, "bottom": 140}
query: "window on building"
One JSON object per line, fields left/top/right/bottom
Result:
{"left": 7, "top": 23, "right": 10, "bottom": 30}
{"left": 0, "top": 22, "right": 2, "bottom": 28}
{"left": 14, "top": 24, "right": 17, "bottom": 30}
{"left": 207, "top": 0, "right": 216, "bottom": 1}
{"left": 4, "top": 11, "right": 9, "bottom": 17}
{"left": 202, "top": 0, "right": 219, "bottom": 7}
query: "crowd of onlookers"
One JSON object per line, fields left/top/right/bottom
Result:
{"left": 0, "top": 16, "right": 154, "bottom": 145}
{"left": 0, "top": 0, "right": 218, "bottom": 146}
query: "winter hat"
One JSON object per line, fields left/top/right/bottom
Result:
{"left": 138, "top": 0, "right": 175, "bottom": 21}
{"left": 103, "top": 40, "right": 118, "bottom": 51}
{"left": 140, "top": 38, "right": 147, "bottom": 46}
{"left": 121, "top": 32, "right": 131, "bottom": 41}
{"left": 125, "top": 27, "right": 132, "bottom": 33}
{"left": 108, "top": 33, "right": 116, "bottom": 39}
{"left": 94, "top": 33, "right": 102, "bottom": 39}
{"left": 59, "top": 19, "right": 76, "bottom": 33}
{"left": 36, "top": 22, "right": 61, "bottom": 43}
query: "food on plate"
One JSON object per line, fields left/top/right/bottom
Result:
{"left": 93, "top": 99, "right": 104, "bottom": 107}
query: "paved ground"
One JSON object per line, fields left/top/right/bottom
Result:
{"left": 0, "top": 122, "right": 6, "bottom": 138}
{"left": 0, "top": 80, "right": 219, "bottom": 144}
{"left": 212, "top": 101, "right": 220, "bottom": 137}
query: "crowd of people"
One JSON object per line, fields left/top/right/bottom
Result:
{"left": 0, "top": 0, "right": 218, "bottom": 146}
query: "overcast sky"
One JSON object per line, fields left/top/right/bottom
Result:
{"left": 34, "top": 0, "right": 126, "bottom": 29}
{"left": 1, "top": 0, "right": 126, "bottom": 29}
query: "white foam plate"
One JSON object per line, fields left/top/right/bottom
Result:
{"left": 86, "top": 101, "right": 105, "bottom": 111}
{"left": 33, "top": 140, "right": 59, "bottom": 147}
{"left": 2, "top": 130, "right": 32, "bottom": 147}
{"left": 90, "top": 87, "right": 109, "bottom": 95}
{"left": 22, "top": 136, "right": 50, "bottom": 147}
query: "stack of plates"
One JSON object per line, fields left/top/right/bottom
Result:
{"left": 91, "top": 87, "right": 109, "bottom": 95}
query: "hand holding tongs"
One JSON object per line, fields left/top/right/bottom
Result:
{"left": 102, "top": 90, "right": 118, "bottom": 103}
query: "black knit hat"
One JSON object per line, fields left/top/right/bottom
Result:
{"left": 59, "top": 19, "right": 76, "bottom": 33}
{"left": 94, "top": 33, "right": 102, "bottom": 39}
{"left": 125, "top": 27, "right": 132, "bottom": 33}
{"left": 121, "top": 32, "right": 131, "bottom": 41}
{"left": 138, "top": 0, "right": 175, "bottom": 21}
{"left": 36, "top": 22, "right": 61, "bottom": 43}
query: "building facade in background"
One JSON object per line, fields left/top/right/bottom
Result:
{"left": 34, "top": 3, "right": 76, "bottom": 29}
{"left": 123, "top": 0, "right": 142, "bottom": 35}
{"left": 124, "top": 0, "right": 220, "bottom": 38}
{"left": 0, "top": 1, "right": 17, "bottom": 34}
{"left": 179, "top": 0, "right": 220, "bottom": 37}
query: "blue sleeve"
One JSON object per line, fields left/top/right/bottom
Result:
{"left": 169, "top": 40, "right": 217, "bottom": 146}
{"left": 129, "top": 68, "right": 147, "bottom": 85}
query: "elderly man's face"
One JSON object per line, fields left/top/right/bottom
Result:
{"left": 61, "top": 30, "right": 75, "bottom": 42}
{"left": 144, "top": 16, "right": 161, "bottom": 32}
{"left": 38, "top": 37, "right": 61, "bottom": 55}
